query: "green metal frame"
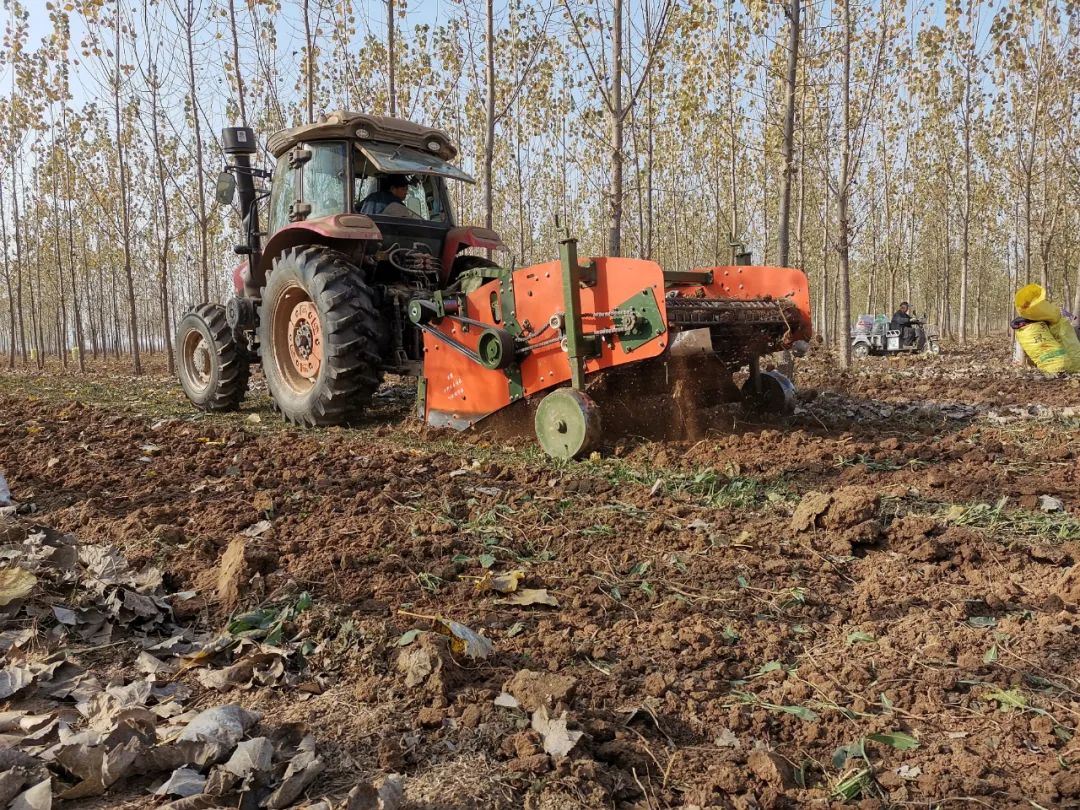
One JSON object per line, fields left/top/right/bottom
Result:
{"left": 498, "top": 271, "right": 525, "bottom": 401}
{"left": 615, "top": 288, "right": 666, "bottom": 353}
{"left": 558, "top": 238, "right": 599, "bottom": 390}
{"left": 415, "top": 375, "right": 428, "bottom": 418}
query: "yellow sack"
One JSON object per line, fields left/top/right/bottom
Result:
{"left": 1049, "top": 319, "right": 1080, "bottom": 372}
{"left": 1016, "top": 320, "right": 1071, "bottom": 372}
{"left": 1015, "top": 283, "right": 1061, "bottom": 324}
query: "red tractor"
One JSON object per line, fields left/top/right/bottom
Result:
{"left": 177, "top": 111, "right": 812, "bottom": 458}
{"left": 177, "top": 112, "right": 503, "bottom": 426}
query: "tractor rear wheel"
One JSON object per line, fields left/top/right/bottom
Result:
{"left": 176, "top": 303, "right": 250, "bottom": 411}
{"left": 258, "top": 246, "right": 385, "bottom": 426}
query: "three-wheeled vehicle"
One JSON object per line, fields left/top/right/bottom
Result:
{"left": 850, "top": 313, "right": 940, "bottom": 358}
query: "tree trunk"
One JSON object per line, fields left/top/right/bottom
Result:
{"left": 867, "top": 187, "right": 877, "bottom": 314}
{"left": 483, "top": 0, "right": 495, "bottom": 239}
{"left": 302, "top": 0, "right": 315, "bottom": 123}
{"left": 10, "top": 152, "right": 26, "bottom": 365}
{"left": 795, "top": 68, "right": 807, "bottom": 269}
{"left": 228, "top": 0, "right": 248, "bottom": 126}
{"left": 820, "top": 178, "right": 830, "bottom": 341}
{"left": 50, "top": 139, "right": 69, "bottom": 368}
{"left": 150, "top": 57, "right": 175, "bottom": 373}
{"left": 114, "top": 0, "right": 142, "bottom": 374}
{"left": 777, "top": 0, "right": 800, "bottom": 267}
{"left": 184, "top": 0, "right": 210, "bottom": 303}
{"left": 62, "top": 106, "right": 85, "bottom": 372}
{"left": 836, "top": 0, "right": 852, "bottom": 367}
{"left": 607, "top": 0, "right": 624, "bottom": 256}
{"left": 387, "top": 0, "right": 397, "bottom": 116}
{"left": 0, "top": 175, "right": 13, "bottom": 370}
{"left": 958, "top": 26, "right": 973, "bottom": 343}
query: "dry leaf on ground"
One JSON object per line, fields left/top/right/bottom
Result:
{"left": 177, "top": 704, "right": 260, "bottom": 747}
{"left": 530, "top": 706, "right": 582, "bottom": 757}
{"left": 265, "top": 737, "right": 325, "bottom": 809}
{"left": 433, "top": 619, "right": 493, "bottom": 659}
{"left": 154, "top": 767, "right": 206, "bottom": 798}
{"left": 0, "top": 567, "right": 36, "bottom": 606}
{"left": 9, "top": 779, "right": 52, "bottom": 810}
{"left": 474, "top": 570, "right": 524, "bottom": 594}
{"left": 499, "top": 588, "right": 559, "bottom": 607}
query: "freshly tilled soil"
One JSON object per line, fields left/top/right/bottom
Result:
{"left": 3, "top": 344, "right": 1080, "bottom": 808}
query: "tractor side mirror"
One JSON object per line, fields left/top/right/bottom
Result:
{"left": 215, "top": 171, "right": 236, "bottom": 205}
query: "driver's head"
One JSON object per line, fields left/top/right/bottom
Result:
{"left": 899, "top": 302, "right": 910, "bottom": 313}
{"left": 385, "top": 174, "right": 409, "bottom": 200}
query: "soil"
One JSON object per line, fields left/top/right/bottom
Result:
{"left": 3, "top": 341, "right": 1080, "bottom": 808}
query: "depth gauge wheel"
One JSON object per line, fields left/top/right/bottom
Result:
{"left": 741, "top": 370, "right": 796, "bottom": 415}
{"left": 176, "top": 303, "right": 250, "bottom": 411}
{"left": 258, "top": 246, "right": 385, "bottom": 427}
{"left": 534, "top": 388, "right": 601, "bottom": 460}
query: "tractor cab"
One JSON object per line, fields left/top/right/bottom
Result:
{"left": 258, "top": 112, "right": 502, "bottom": 292}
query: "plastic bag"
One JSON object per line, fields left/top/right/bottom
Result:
{"left": 0, "top": 473, "right": 9, "bottom": 507}
{"left": 1015, "top": 283, "right": 1061, "bottom": 324}
{"left": 1015, "top": 320, "right": 1071, "bottom": 372}
{"left": 1049, "top": 319, "right": 1080, "bottom": 372}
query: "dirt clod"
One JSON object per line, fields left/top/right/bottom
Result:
{"left": 1057, "top": 565, "right": 1080, "bottom": 605}
{"left": 216, "top": 535, "right": 277, "bottom": 608}
{"left": 505, "top": 669, "right": 577, "bottom": 712}
{"left": 505, "top": 753, "right": 550, "bottom": 774}
{"left": 416, "top": 707, "right": 446, "bottom": 727}
{"left": 643, "top": 672, "right": 667, "bottom": 697}
{"left": 747, "top": 749, "right": 795, "bottom": 789}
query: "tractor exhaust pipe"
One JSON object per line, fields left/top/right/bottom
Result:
{"left": 222, "top": 127, "right": 261, "bottom": 266}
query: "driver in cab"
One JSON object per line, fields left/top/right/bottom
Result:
{"left": 358, "top": 174, "right": 420, "bottom": 219}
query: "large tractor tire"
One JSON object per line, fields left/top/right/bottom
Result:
{"left": 258, "top": 245, "right": 385, "bottom": 427}
{"left": 176, "top": 303, "right": 250, "bottom": 411}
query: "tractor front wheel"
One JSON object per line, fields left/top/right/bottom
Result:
{"left": 176, "top": 303, "right": 250, "bottom": 411}
{"left": 258, "top": 246, "right": 385, "bottom": 426}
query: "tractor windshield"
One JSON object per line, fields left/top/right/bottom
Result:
{"left": 354, "top": 167, "right": 450, "bottom": 223}
{"left": 355, "top": 142, "right": 475, "bottom": 183}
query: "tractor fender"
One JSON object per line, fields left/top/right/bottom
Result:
{"left": 255, "top": 214, "right": 382, "bottom": 288}
{"left": 440, "top": 226, "right": 504, "bottom": 282}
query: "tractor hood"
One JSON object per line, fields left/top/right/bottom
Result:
{"left": 355, "top": 142, "right": 475, "bottom": 184}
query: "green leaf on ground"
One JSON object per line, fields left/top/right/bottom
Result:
{"left": 846, "top": 630, "right": 876, "bottom": 646}
{"left": 984, "top": 688, "right": 1027, "bottom": 711}
{"left": 832, "top": 738, "right": 867, "bottom": 769}
{"left": 397, "top": 629, "right": 421, "bottom": 647}
{"left": 776, "top": 704, "right": 819, "bottom": 722}
{"left": 867, "top": 731, "right": 920, "bottom": 750}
